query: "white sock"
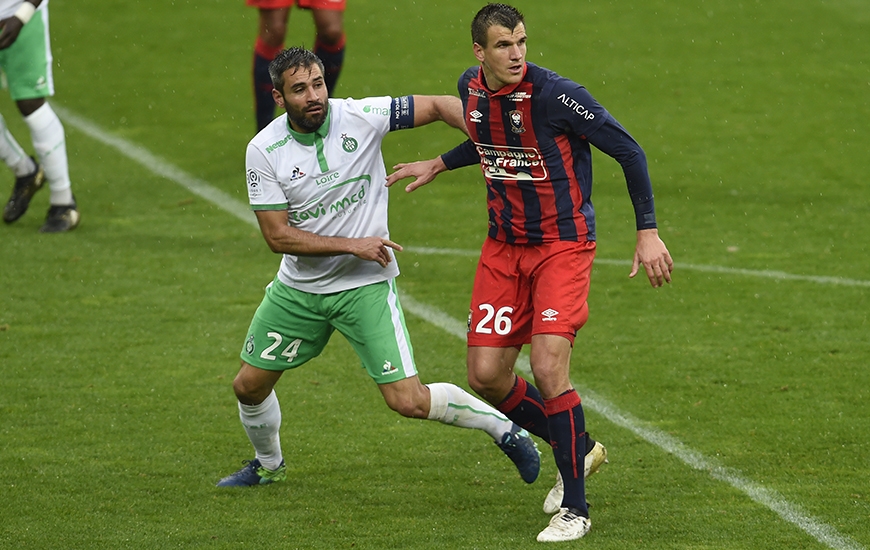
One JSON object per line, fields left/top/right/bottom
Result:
{"left": 23, "top": 102, "right": 73, "bottom": 205}
{"left": 426, "top": 382, "right": 514, "bottom": 441}
{"left": 238, "top": 390, "right": 283, "bottom": 470}
{"left": 0, "top": 113, "right": 35, "bottom": 176}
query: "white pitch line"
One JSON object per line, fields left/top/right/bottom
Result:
{"left": 53, "top": 105, "right": 258, "bottom": 230}
{"left": 56, "top": 105, "right": 865, "bottom": 550}
{"left": 405, "top": 247, "right": 870, "bottom": 288}
{"left": 399, "top": 294, "right": 865, "bottom": 550}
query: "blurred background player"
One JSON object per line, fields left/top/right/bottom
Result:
{"left": 248, "top": 0, "right": 346, "bottom": 131}
{"left": 0, "top": 0, "right": 79, "bottom": 232}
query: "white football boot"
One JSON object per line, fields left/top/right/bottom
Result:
{"left": 537, "top": 507, "right": 591, "bottom": 542}
{"left": 542, "top": 440, "right": 607, "bottom": 514}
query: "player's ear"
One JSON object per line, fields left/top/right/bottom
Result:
{"left": 473, "top": 42, "right": 486, "bottom": 63}
{"left": 272, "top": 88, "right": 284, "bottom": 108}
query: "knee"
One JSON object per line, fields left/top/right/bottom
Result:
{"left": 314, "top": 16, "right": 344, "bottom": 44}
{"left": 466, "top": 369, "right": 489, "bottom": 396}
{"left": 317, "top": 26, "right": 343, "bottom": 45}
{"left": 467, "top": 368, "right": 509, "bottom": 405}
{"left": 383, "top": 389, "right": 428, "bottom": 419}
{"left": 232, "top": 373, "right": 268, "bottom": 406}
{"left": 17, "top": 98, "right": 44, "bottom": 118}
{"left": 259, "top": 11, "right": 288, "bottom": 46}
{"left": 260, "top": 25, "right": 287, "bottom": 46}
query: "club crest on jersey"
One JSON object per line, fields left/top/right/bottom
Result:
{"left": 341, "top": 134, "right": 359, "bottom": 153}
{"left": 509, "top": 110, "right": 526, "bottom": 134}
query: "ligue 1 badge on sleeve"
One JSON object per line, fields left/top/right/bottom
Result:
{"left": 245, "top": 334, "right": 255, "bottom": 356}
{"left": 247, "top": 169, "right": 263, "bottom": 198}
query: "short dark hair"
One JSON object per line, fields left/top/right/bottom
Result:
{"left": 268, "top": 47, "right": 325, "bottom": 93}
{"left": 471, "top": 3, "right": 525, "bottom": 47}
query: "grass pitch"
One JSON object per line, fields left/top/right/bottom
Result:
{"left": 1, "top": 0, "right": 868, "bottom": 548}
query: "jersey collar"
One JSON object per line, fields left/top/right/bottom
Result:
{"left": 479, "top": 63, "right": 529, "bottom": 97}
{"left": 285, "top": 108, "right": 332, "bottom": 146}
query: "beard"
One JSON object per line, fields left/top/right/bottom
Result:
{"left": 286, "top": 100, "right": 329, "bottom": 133}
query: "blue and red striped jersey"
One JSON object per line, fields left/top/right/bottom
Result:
{"left": 458, "top": 62, "right": 618, "bottom": 244}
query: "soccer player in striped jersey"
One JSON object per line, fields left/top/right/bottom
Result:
{"left": 387, "top": 3, "right": 674, "bottom": 542}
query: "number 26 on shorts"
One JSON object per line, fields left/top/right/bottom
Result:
{"left": 473, "top": 304, "right": 514, "bottom": 335}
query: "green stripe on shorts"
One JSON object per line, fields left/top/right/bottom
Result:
{"left": 240, "top": 278, "right": 418, "bottom": 383}
{"left": 0, "top": 13, "right": 53, "bottom": 101}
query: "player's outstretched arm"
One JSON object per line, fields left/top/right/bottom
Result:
{"left": 387, "top": 134, "right": 480, "bottom": 192}
{"left": 629, "top": 228, "right": 674, "bottom": 288}
{"left": 385, "top": 96, "right": 470, "bottom": 192}
{"left": 0, "top": 0, "right": 41, "bottom": 50}
{"left": 0, "top": 17, "right": 23, "bottom": 49}
{"left": 386, "top": 157, "right": 449, "bottom": 193}
{"left": 254, "top": 210, "right": 402, "bottom": 268}
{"left": 410, "top": 95, "right": 469, "bottom": 136}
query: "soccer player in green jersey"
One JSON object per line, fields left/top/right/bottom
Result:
{"left": 217, "top": 47, "right": 542, "bottom": 493}
{"left": 0, "top": 0, "right": 79, "bottom": 232}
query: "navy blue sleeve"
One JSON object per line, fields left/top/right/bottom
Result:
{"left": 389, "top": 96, "right": 414, "bottom": 131}
{"left": 438, "top": 68, "right": 480, "bottom": 170}
{"left": 440, "top": 139, "right": 478, "bottom": 169}
{"left": 547, "top": 78, "right": 609, "bottom": 139}
{"left": 586, "top": 114, "right": 657, "bottom": 230}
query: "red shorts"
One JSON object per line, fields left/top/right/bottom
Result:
{"left": 246, "top": 0, "right": 346, "bottom": 10}
{"left": 466, "top": 239, "right": 596, "bottom": 348}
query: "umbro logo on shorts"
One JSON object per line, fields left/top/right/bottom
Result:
{"left": 541, "top": 309, "right": 559, "bottom": 321}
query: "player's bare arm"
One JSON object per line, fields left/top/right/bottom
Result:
{"left": 386, "top": 156, "right": 449, "bottom": 192}
{"left": 254, "top": 210, "right": 402, "bottom": 268}
{"left": 629, "top": 228, "right": 674, "bottom": 288}
{"left": 410, "top": 95, "right": 470, "bottom": 136}
{"left": 0, "top": 0, "right": 42, "bottom": 50}
{"left": 386, "top": 95, "right": 467, "bottom": 192}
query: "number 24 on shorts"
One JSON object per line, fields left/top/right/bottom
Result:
{"left": 261, "top": 332, "right": 303, "bottom": 363}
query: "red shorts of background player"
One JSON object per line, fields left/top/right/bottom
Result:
{"left": 245, "top": 0, "right": 346, "bottom": 10}
{"left": 466, "top": 238, "right": 596, "bottom": 348}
